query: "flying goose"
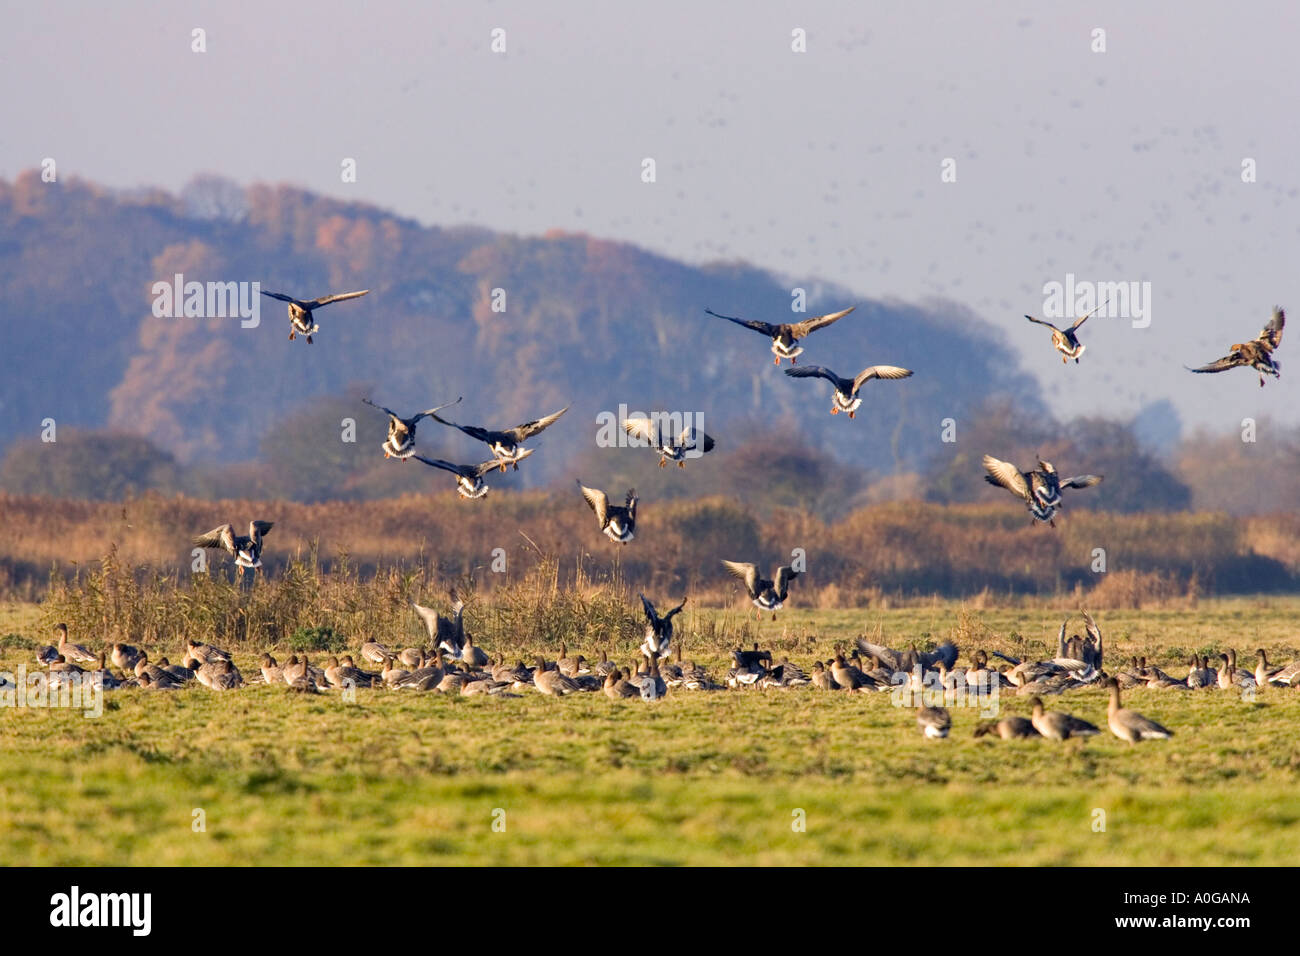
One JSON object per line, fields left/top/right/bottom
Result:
{"left": 621, "top": 417, "right": 715, "bottom": 468}
{"left": 53, "top": 623, "right": 97, "bottom": 664}
{"left": 1188, "top": 307, "right": 1284, "bottom": 387}
{"left": 783, "top": 364, "right": 913, "bottom": 418}
{"left": 260, "top": 288, "right": 369, "bottom": 344}
{"left": 982, "top": 455, "right": 1102, "bottom": 527}
{"left": 973, "top": 716, "right": 1041, "bottom": 739}
{"left": 706, "top": 305, "right": 855, "bottom": 365}
{"left": 1255, "top": 649, "right": 1300, "bottom": 687}
{"left": 1105, "top": 678, "right": 1173, "bottom": 742}
{"left": 577, "top": 482, "right": 637, "bottom": 543}
{"left": 412, "top": 591, "right": 468, "bottom": 660}
{"left": 1029, "top": 697, "right": 1100, "bottom": 740}
{"left": 916, "top": 706, "right": 952, "bottom": 739}
{"left": 362, "top": 396, "right": 462, "bottom": 460}
{"left": 640, "top": 594, "right": 686, "bottom": 661}
{"left": 1023, "top": 296, "right": 1109, "bottom": 364}
{"left": 722, "top": 560, "right": 799, "bottom": 619}
{"left": 856, "top": 636, "right": 959, "bottom": 676}
{"left": 193, "top": 520, "right": 275, "bottom": 574}
{"left": 412, "top": 449, "right": 534, "bottom": 499}
{"left": 431, "top": 406, "right": 569, "bottom": 471}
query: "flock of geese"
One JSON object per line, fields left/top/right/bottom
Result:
{"left": 16, "top": 291, "right": 1289, "bottom": 748}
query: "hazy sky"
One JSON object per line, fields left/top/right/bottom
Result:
{"left": 5, "top": 0, "right": 1297, "bottom": 430}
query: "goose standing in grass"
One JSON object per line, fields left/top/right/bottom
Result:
{"left": 621, "top": 417, "right": 715, "bottom": 468}
{"left": 1023, "top": 297, "right": 1109, "bottom": 364}
{"left": 430, "top": 405, "right": 569, "bottom": 471}
{"left": 783, "top": 363, "right": 913, "bottom": 418}
{"left": 722, "top": 560, "right": 799, "bottom": 620}
{"left": 260, "top": 288, "right": 369, "bottom": 344}
{"left": 193, "top": 520, "right": 275, "bottom": 574}
{"left": 532, "top": 656, "right": 582, "bottom": 696}
{"left": 1255, "top": 649, "right": 1300, "bottom": 687}
{"left": 577, "top": 482, "right": 637, "bottom": 543}
{"left": 1105, "top": 678, "right": 1174, "bottom": 743}
{"left": 54, "top": 624, "right": 97, "bottom": 664}
{"left": 982, "top": 455, "right": 1102, "bottom": 527}
{"left": 639, "top": 594, "right": 686, "bottom": 661}
{"left": 604, "top": 668, "right": 641, "bottom": 699}
{"left": 916, "top": 706, "right": 952, "bottom": 739}
{"left": 1188, "top": 306, "right": 1284, "bottom": 387}
{"left": 111, "top": 642, "right": 144, "bottom": 672}
{"left": 705, "top": 305, "right": 855, "bottom": 365}
{"left": 362, "top": 397, "right": 462, "bottom": 460}
{"left": 412, "top": 449, "right": 534, "bottom": 499}
{"left": 1029, "top": 697, "right": 1100, "bottom": 740}
{"left": 974, "top": 716, "right": 1041, "bottom": 739}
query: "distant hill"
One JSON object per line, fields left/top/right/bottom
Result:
{"left": 0, "top": 171, "right": 1044, "bottom": 487}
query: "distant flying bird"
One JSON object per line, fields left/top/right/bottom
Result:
{"left": 784, "top": 364, "right": 913, "bottom": 418}
{"left": 722, "top": 560, "right": 800, "bottom": 620}
{"left": 705, "top": 305, "right": 855, "bottom": 365}
{"left": 640, "top": 594, "right": 687, "bottom": 661}
{"left": 412, "top": 449, "right": 534, "bottom": 499}
{"left": 431, "top": 406, "right": 569, "bottom": 471}
{"left": 1023, "top": 297, "right": 1108, "bottom": 363}
{"left": 621, "top": 417, "right": 715, "bottom": 468}
{"left": 193, "top": 519, "right": 275, "bottom": 574}
{"left": 362, "top": 396, "right": 462, "bottom": 460}
{"left": 982, "top": 455, "right": 1102, "bottom": 527}
{"left": 1188, "top": 307, "right": 1284, "bottom": 387}
{"left": 577, "top": 481, "right": 637, "bottom": 544}
{"left": 260, "top": 289, "right": 370, "bottom": 344}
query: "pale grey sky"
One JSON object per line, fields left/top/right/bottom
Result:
{"left": 4, "top": 0, "right": 1297, "bottom": 430}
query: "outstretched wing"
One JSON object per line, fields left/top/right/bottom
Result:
{"left": 1024, "top": 314, "right": 1062, "bottom": 333}
{"left": 1187, "top": 353, "right": 1240, "bottom": 373}
{"left": 774, "top": 565, "right": 799, "bottom": 594}
{"left": 639, "top": 593, "right": 659, "bottom": 625}
{"left": 308, "top": 290, "right": 370, "bottom": 308}
{"left": 787, "top": 306, "right": 855, "bottom": 339}
{"left": 705, "top": 308, "right": 779, "bottom": 337}
{"left": 1061, "top": 474, "right": 1103, "bottom": 489}
{"left": 193, "top": 524, "right": 236, "bottom": 552}
{"left": 983, "top": 455, "right": 1030, "bottom": 499}
{"left": 662, "top": 597, "right": 688, "bottom": 622}
{"left": 622, "top": 417, "right": 661, "bottom": 449}
{"left": 623, "top": 489, "right": 638, "bottom": 517}
{"left": 784, "top": 365, "right": 843, "bottom": 388}
{"left": 577, "top": 482, "right": 609, "bottom": 526}
{"left": 412, "top": 455, "right": 467, "bottom": 477}
{"left": 474, "top": 447, "right": 534, "bottom": 476}
{"left": 259, "top": 290, "right": 300, "bottom": 305}
{"left": 411, "top": 602, "right": 441, "bottom": 641}
{"left": 853, "top": 365, "right": 914, "bottom": 391}
{"left": 1259, "top": 306, "right": 1285, "bottom": 349}
{"left": 506, "top": 406, "right": 569, "bottom": 441}
{"left": 1069, "top": 296, "right": 1110, "bottom": 331}
{"left": 722, "top": 560, "right": 760, "bottom": 596}
{"left": 428, "top": 412, "right": 493, "bottom": 443}
{"left": 1081, "top": 608, "right": 1101, "bottom": 644}
{"left": 361, "top": 397, "right": 401, "bottom": 420}
{"left": 407, "top": 396, "right": 463, "bottom": 425}
{"left": 681, "top": 429, "right": 715, "bottom": 454}
{"left": 249, "top": 520, "right": 274, "bottom": 540}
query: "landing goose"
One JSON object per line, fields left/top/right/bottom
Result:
{"left": 362, "top": 396, "right": 462, "bottom": 460}
{"left": 1023, "top": 296, "right": 1109, "bottom": 363}
{"left": 621, "top": 417, "right": 715, "bottom": 468}
{"left": 577, "top": 482, "right": 637, "bottom": 543}
{"left": 639, "top": 594, "right": 686, "bottom": 661}
{"left": 413, "top": 449, "right": 534, "bottom": 499}
{"left": 429, "top": 405, "right": 568, "bottom": 471}
{"left": 260, "top": 288, "right": 369, "bottom": 344}
{"left": 1188, "top": 306, "right": 1284, "bottom": 387}
{"left": 784, "top": 363, "right": 912, "bottom": 418}
{"left": 192, "top": 520, "right": 274, "bottom": 574}
{"left": 705, "top": 305, "right": 854, "bottom": 365}
{"left": 722, "top": 560, "right": 799, "bottom": 620}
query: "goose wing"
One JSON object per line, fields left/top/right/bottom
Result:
{"left": 307, "top": 290, "right": 370, "bottom": 308}
{"left": 260, "top": 290, "right": 302, "bottom": 306}
{"left": 852, "top": 365, "right": 914, "bottom": 391}
{"left": 249, "top": 520, "right": 274, "bottom": 541}
{"left": 505, "top": 406, "right": 570, "bottom": 442}
{"left": 1259, "top": 306, "right": 1285, "bottom": 349}
{"left": 1024, "top": 314, "right": 1062, "bottom": 332}
{"left": 412, "top": 455, "right": 473, "bottom": 478}
{"left": 639, "top": 594, "right": 660, "bottom": 626}
{"left": 662, "top": 597, "right": 688, "bottom": 622}
{"left": 411, "top": 601, "right": 441, "bottom": 641}
{"left": 405, "top": 396, "right": 463, "bottom": 425}
{"left": 784, "top": 365, "right": 847, "bottom": 390}
{"left": 623, "top": 489, "right": 638, "bottom": 518}
{"left": 773, "top": 565, "right": 799, "bottom": 597}
{"left": 622, "top": 417, "right": 662, "bottom": 450}
{"left": 679, "top": 428, "right": 715, "bottom": 454}
{"left": 1188, "top": 352, "right": 1242, "bottom": 373}
{"left": 1061, "top": 474, "right": 1103, "bottom": 489}
{"left": 722, "top": 560, "right": 761, "bottom": 597}
{"left": 705, "top": 308, "right": 779, "bottom": 337}
{"left": 1068, "top": 296, "right": 1111, "bottom": 330}
{"left": 577, "top": 482, "right": 609, "bottom": 526}
{"left": 787, "top": 306, "right": 855, "bottom": 338}
{"left": 361, "top": 397, "right": 402, "bottom": 420}
{"left": 194, "top": 524, "right": 236, "bottom": 553}
{"left": 983, "top": 455, "right": 1031, "bottom": 499}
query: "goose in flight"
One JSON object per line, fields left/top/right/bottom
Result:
{"left": 577, "top": 482, "right": 637, "bottom": 544}
{"left": 362, "top": 396, "right": 461, "bottom": 460}
{"left": 412, "top": 448, "right": 534, "bottom": 499}
{"left": 431, "top": 406, "right": 568, "bottom": 471}
{"left": 1023, "top": 296, "right": 1109, "bottom": 364}
{"left": 621, "top": 416, "right": 715, "bottom": 468}
{"left": 260, "top": 289, "right": 369, "bottom": 344}
{"left": 1188, "top": 307, "right": 1284, "bottom": 387}
{"left": 982, "top": 455, "right": 1102, "bottom": 527}
{"left": 705, "top": 305, "right": 854, "bottom": 365}
{"left": 193, "top": 519, "right": 274, "bottom": 573}
{"left": 639, "top": 594, "right": 687, "bottom": 661}
{"left": 784, "top": 364, "right": 913, "bottom": 418}
{"left": 722, "top": 560, "right": 799, "bottom": 619}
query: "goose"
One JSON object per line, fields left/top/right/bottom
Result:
{"left": 186, "top": 639, "right": 232, "bottom": 663}
{"left": 53, "top": 624, "right": 97, "bottom": 664}
{"left": 604, "top": 668, "right": 641, "bottom": 699}
{"left": 324, "top": 656, "right": 376, "bottom": 690}
{"left": 626, "top": 659, "right": 667, "bottom": 700}
{"left": 783, "top": 364, "right": 913, "bottom": 418}
{"left": 260, "top": 654, "right": 284, "bottom": 684}
{"left": 207, "top": 659, "right": 244, "bottom": 691}
{"left": 592, "top": 650, "right": 617, "bottom": 678}
{"left": 132, "top": 656, "right": 182, "bottom": 688}
{"left": 577, "top": 482, "right": 637, "bottom": 543}
{"left": 35, "top": 643, "right": 59, "bottom": 666}
{"left": 1255, "top": 648, "right": 1300, "bottom": 687}
{"left": 811, "top": 660, "right": 836, "bottom": 690}
{"left": 556, "top": 643, "right": 588, "bottom": 678}
{"left": 392, "top": 651, "right": 447, "bottom": 691}
{"left": 621, "top": 417, "right": 716, "bottom": 468}
{"left": 727, "top": 647, "right": 769, "bottom": 687}
{"left": 260, "top": 288, "right": 369, "bottom": 344}
{"left": 136, "top": 671, "right": 180, "bottom": 691}
{"left": 857, "top": 636, "right": 958, "bottom": 675}
{"left": 361, "top": 396, "right": 462, "bottom": 460}
{"left": 1216, "top": 652, "right": 1255, "bottom": 691}
{"left": 829, "top": 651, "right": 875, "bottom": 691}
{"left": 1188, "top": 306, "right": 1284, "bottom": 387}
{"left": 461, "top": 634, "right": 489, "bottom": 669}
{"left": 916, "top": 706, "right": 952, "bottom": 739}
{"left": 532, "top": 657, "right": 582, "bottom": 696}
{"left": 1184, "top": 654, "right": 1214, "bottom": 689}
{"left": 1105, "top": 678, "right": 1173, "bottom": 742}
{"left": 280, "top": 655, "right": 308, "bottom": 685}
{"left": 722, "top": 560, "right": 799, "bottom": 620}
{"left": 110, "top": 643, "right": 144, "bottom": 671}
{"left": 161, "top": 658, "right": 198, "bottom": 683}
{"left": 974, "top": 716, "right": 1041, "bottom": 739}
{"left": 398, "top": 647, "right": 423, "bottom": 669}
{"left": 192, "top": 520, "right": 274, "bottom": 574}
{"left": 1029, "top": 697, "right": 1100, "bottom": 740}
{"left": 360, "top": 638, "right": 393, "bottom": 666}
{"left": 412, "top": 591, "right": 468, "bottom": 660}
{"left": 1023, "top": 296, "right": 1109, "bottom": 363}
{"left": 412, "top": 449, "right": 534, "bottom": 499}
{"left": 639, "top": 594, "right": 686, "bottom": 661}
{"left": 430, "top": 405, "right": 568, "bottom": 471}
{"left": 774, "top": 657, "right": 810, "bottom": 687}
{"left": 381, "top": 655, "right": 410, "bottom": 685}
{"left": 983, "top": 455, "right": 1102, "bottom": 527}
{"left": 85, "top": 653, "right": 124, "bottom": 690}
{"left": 705, "top": 305, "right": 854, "bottom": 365}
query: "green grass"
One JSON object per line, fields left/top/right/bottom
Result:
{"left": 2, "top": 599, "right": 1299, "bottom": 865}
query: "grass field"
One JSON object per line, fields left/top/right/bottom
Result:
{"left": 2, "top": 598, "right": 1298, "bottom": 865}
